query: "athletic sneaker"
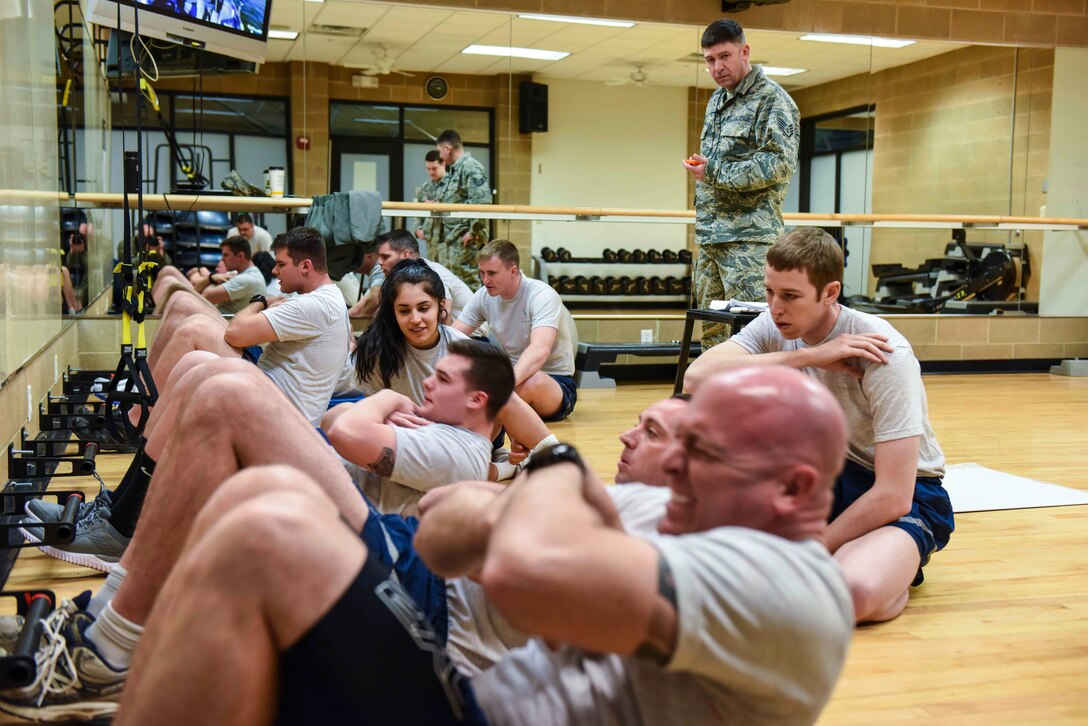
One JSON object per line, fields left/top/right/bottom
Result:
{"left": 19, "top": 509, "right": 130, "bottom": 574}
{"left": 0, "top": 599, "right": 124, "bottom": 722}
{"left": 24, "top": 485, "right": 113, "bottom": 527}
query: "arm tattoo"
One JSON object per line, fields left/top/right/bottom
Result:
{"left": 368, "top": 447, "right": 396, "bottom": 478}
{"left": 634, "top": 553, "right": 678, "bottom": 665}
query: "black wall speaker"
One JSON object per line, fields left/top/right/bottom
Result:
{"left": 519, "top": 81, "right": 548, "bottom": 133}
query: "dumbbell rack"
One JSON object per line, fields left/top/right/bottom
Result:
{"left": 532, "top": 254, "right": 692, "bottom": 305}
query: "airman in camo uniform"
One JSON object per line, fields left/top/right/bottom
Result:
{"left": 437, "top": 128, "right": 493, "bottom": 290}
{"left": 683, "top": 19, "right": 800, "bottom": 349}
{"left": 414, "top": 149, "right": 448, "bottom": 265}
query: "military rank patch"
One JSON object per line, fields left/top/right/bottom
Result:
{"left": 777, "top": 118, "right": 796, "bottom": 138}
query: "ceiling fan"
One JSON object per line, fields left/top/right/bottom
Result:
{"left": 361, "top": 45, "right": 414, "bottom": 77}
{"left": 605, "top": 63, "right": 649, "bottom": 87}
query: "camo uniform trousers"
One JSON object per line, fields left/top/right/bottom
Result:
{"left": 694, "top": 241, "right": 769, "bottom": 349}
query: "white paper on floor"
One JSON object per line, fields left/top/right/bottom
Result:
{"left": 944, "top": 463, "right": 1088, "bottom": 513}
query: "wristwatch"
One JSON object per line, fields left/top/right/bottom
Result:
{"left": 249, "top": 294, "right": 268, "bottom": 310}
{"left": 523, "top": 443, "right": 586, "bottom": 476}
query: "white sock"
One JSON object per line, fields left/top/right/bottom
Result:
{"left": 531, "top": 434, "right": 560, "bottom": 456}
{"left": 88, "top": 565, "right": 127, "bottom": 618}
{"left": 85, "top": 601, "right": 143, "bottom": 671}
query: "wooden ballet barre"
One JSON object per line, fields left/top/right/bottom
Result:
{"left": 64, "top": 193, "right": 1088, "bottom": 230}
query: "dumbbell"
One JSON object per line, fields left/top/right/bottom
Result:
{"left": 541, "top": 247, "right": 557, "bottom": 262}
{"left": 557, "top": 247, "right": 573, "bottom": 262}
{"left": 617, "top": 249, "right": 633, "bottom": 263}
{"left": 620, "top": 276, "right": 639, "bottom": 295}
{"left": 678, "top": 249, "right": 693, "bottom": 264}
{"left": 590, "top": 276, "right": 607, "bottom": 295}
{"left": 662, "top": 249, "right": 678, "bottom": 263}
{"left": 573, "top": 275, "right": 592, "bottom": 295}
{"left": 682, "top": 277, "right": 692, "bottom": 294}
{"left": 635, "top": 277, "right": 652, "bottom": 295}
{"left": 602, "top": 248, "right": 618, "bottom": 263}
{"left": 666, "top": 276, "right": 685, "bottom": 295}
{"left": 646, "top": 249, "right": 662, "bottom": 263}
{"left": 557, "top": 276, "right": 577, "bottom": 295}
{"left": 631, "top": 249, "right": 648, "bottom": 263}
{"left": 650, "top": 276, "right": 668, "bottom": 295}
{"left": 604, "top": 276, "right": 622, "bottom": 295}
{"left": 548, "top": 276, "right": 559, "bottom": 290}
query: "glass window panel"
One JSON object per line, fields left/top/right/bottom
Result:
{"left": 330, "top": 104, "right": 400, "bottom": 138}
{"left": 404, "top": 107, "right": 490, "bottom": 144}
{"left": 173, "top": 95, "right": 286, "bottom": 136}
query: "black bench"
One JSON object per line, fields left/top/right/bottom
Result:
{"left": 575, "top": 342, "right": 701, "bottom": 389}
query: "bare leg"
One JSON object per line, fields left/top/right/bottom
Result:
{"left": 62, "top": 267, "right": 82, "bottom": 313}
{"left": 515, "top": 371, "right": 564, "bottom": 420}
{"left": 150, "top": 267, "right": 193, "bottom": 305}
{"left": 147, "top": 292, "right": 226, "bottom": 368}
{"left": 494, "top": 392, "right": 551, "bottom": 453}
{"left": 117, "top": 467, "right": 366, "bottom": 726}
{"left": 112, "top": 363, "right": 365, "bottom": 627}
{"left": 834, "top": 526, "right": 921, "bottom": 623}
{"left": 148, "top": 314, "right": 240, "bottom": 386}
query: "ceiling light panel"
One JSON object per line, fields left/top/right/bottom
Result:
{"left": 462, "top": 44, "right": 570, "bottom": 61}
{"left": 800, "top": 33, "right": 915, "bottom": 48}
{"left": 519, "top": 14, "right": 635, "bottom": 28}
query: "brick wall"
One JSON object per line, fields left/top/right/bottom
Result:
{"left": 790, "top": 45, "right": 1054, "bottom": 298}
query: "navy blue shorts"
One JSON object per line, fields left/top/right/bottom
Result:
{"left": 831, "top": 458, "right": 955, "bottom": 586}
{"left": 277, "top": 550, "right": 487, "bottom": 725}
{"left": 359, "top": 501, "right": 450, "bottom": 645}
{"left": 542, "top": 374, "right": 578, "bottom": 422}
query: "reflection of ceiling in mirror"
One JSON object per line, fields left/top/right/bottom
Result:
{"left": 267, "top": 0, "right": 966, "bottom": 90}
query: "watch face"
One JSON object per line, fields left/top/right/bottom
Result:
{"left": 425, "top": 76, "right": 449, "bottom": 100}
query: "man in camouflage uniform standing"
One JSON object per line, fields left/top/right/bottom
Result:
{"left": 414, "top": 150, "right": 447, "bottom": 265}
{"left": 436, "top": 128, "right": 492, "bottom": 289}
{"left": 683, "top": 18, "right": 800, "bottom": 348}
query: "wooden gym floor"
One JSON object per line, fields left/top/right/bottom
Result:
{"left": 3, "top": 372, "right": 1087, "bottom": 724}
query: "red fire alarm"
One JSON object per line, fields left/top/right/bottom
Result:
{"left": 296, "top": 136, "right": 311, "bottom": 150}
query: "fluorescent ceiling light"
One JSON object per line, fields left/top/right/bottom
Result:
{"left": 800, "top": 33, "right": 915, "bottom": 48}
{"left": 303, "top": 0, "right": 324, "bottom": 3}
{"left": 761, "top": 66, "right": 807, "bottom": 77}
{"left": 519, "top": 14, "right": 635, "bottom": 28}
{"left": 268, "top": 30, "right": 299, "bottom": 40}
{"left": 462, "top": 45, "right": 570, "bottom": 61}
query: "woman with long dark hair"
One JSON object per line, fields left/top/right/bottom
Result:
{"left": 336, "top": 258, "right": 555, "bottom": 478}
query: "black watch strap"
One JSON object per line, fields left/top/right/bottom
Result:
{"left": 249, "top": 294, "right": 268, "bottom": 310}
{"left": 523, "top": 443, "right": 585, "bottom": 476}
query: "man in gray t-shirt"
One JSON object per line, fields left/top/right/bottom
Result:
{"left": 325, "top": 341, "right": 513, "bottom": 517}
{"left": 454, "top": 239, "right": 577, "bottom": 422}
{"left": 111, "top": 364, "right": 852, "bottom": 726}
{"left": 685, "top": 227, "right": 954, "bottom": 625}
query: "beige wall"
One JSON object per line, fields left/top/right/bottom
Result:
{"left": 530, "top": 79, "right": 690, "bottom": 256}
{"left": 1040, "top": 48, "right": 1088, "bottom": 315}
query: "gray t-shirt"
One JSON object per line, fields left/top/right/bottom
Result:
{"left": 730, "top": 306, "right": 945, "bottom": 477}
{"left": 457, "top": 274, "right": 575, "bottom": 376}
{"left": 347, "top": 422, "right": 492, "bottom": 517}
{"left": 446, "top": 484, "right": 670, "bottom": 677}
{"left": 218, "top": 264, "right": 266, "bottom": 315}
{"left": 227, "top": 225, "right": 273, "bottom": 254}
{"left": 472, "top": 523, "right": 853, "bottom": 726}
{"left": 422, "top": 257, "right": 473, "bottom": 321}
{"left": 335, "top": 325, "right": 469, "bottom": 405}
{"left": 258, "top": 283, "right": 352, "bottom": 426}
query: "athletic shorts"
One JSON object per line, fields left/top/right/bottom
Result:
{"left": 542, "top": 374, "right": 578, "bottom": 422}
{"left": 277, "top": 551, "right": 487, "bottom": 725}
{"left": 359, "top": 501, "right": 450, "bottom": 644}
{"left": 831, "top": 458, "right": 955, "bottom": 586}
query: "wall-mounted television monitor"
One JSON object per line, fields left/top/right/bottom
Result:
{"left": 85, "top": 0, "right": 272, "bottom": 64}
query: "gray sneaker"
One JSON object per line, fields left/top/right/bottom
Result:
{"left": 19, "top": 509, "right": 130, "bottom": 574}
{"left": 0, "top": 600, "right": 123, "bottom": 721}
{"left": 24, "top": 486, "right": 113, "bottom": 526}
